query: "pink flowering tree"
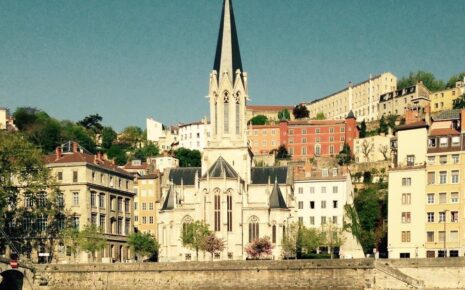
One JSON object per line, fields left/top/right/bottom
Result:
{"left": 245, "top": 236, "right": 274, "bottom": 260}
{"left": 203, "top": 233, "right": 225, "bottom": 260}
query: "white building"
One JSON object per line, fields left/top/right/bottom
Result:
{"left": 148, "top": 155, "right": 179, "bottom": 173}
{"left": 178, "top": 118, "right": 211, "bottom": 151}
{"left": 146, "top": 118, "right": 164, "bottom": 142}
{"left": 0, "top": 108, "right": 6, "bottom": 130}
{"left": 293, "top": 166, "right": 364, "bottom": 258}
{"left": 157, "top": 0, "right": 296, "bottom": 262}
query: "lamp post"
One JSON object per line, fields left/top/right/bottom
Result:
{"left": 443, "top": 209, "right": 449, "bottom": 258}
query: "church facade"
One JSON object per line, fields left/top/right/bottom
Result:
{"left": 157, "top": 0, "right": 297, "bottom": 262}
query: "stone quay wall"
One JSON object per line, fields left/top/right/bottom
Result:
{"left": 13, "top": 258, "right": 465, "bottom": 290}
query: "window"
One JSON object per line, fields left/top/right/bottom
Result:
{"left": 401, "top": 231, "right": 411, "bottom": 243}
{"left": 329, "top": 145, "right": 335, "bottom": 155}
{"left": 298, "top": 217, "right": 303, "bottom": 224}
{"left": 117, "top": 218, "right": 122, "bottom": 234}
{"left": 72, "top": 216, "right": 80, "bottom": 229}
{"left": 427, "top": 193, "right": 435, "bottom": 204}
{"left": 289, "top": 129, "right": 294, "bottom": 135}
{"left": 322, "top": 169, "right": 328, "bottom": 177}
{"left": 427, "top": 172, "right": 435, "bottom": 184}
{"left": 72, "top": 171, "right": 78, "bottom": 183}
{"left": 332, "top": 216, "right": 337, "bottom": 224}
{"left": 321, "top": 201, "right": 326, "bottom": 209}
{"left": 427, "top": 212, "right": 434, "bottom": 222}
{"left": 149, "top": 216, "right": 154, "bottom": 224}
{"left": 125, "top": 199, "right": 130, "bottom": 212}
{"left": 91, "top": 213, "right": 97, "bottom": 226}
{"left": 91, "top": 191, "right": 96, "bottom": 207}
{"left": 451, "top": 211, "right": 458, "bottom": 222}
{"left": 248, "top": 216, "right": 259, "bottom": 243}
{"left": 452, "top": 154, "right": 459, "bottom": 164}
{"left": 439, "top": 137, "right": 448, "bottom": 147}
{"left": 439, "top": 155, "right": 447, "bottom": 165}
{"left": 302, "top": 147, "right": 307, "bottom": 155}
{"left": 214, "top": 192, "right": 221, "bottom": 232}
{"left": 438, "top": 231, "right": 445, "bottom": 242}
{"left": 402, "top": 178, "right": 411, "bottom": 186}
{"left": 439, "top": 193, "right": 447, "bottom": 204}
{"left": 426, "top": 231, "right": 434, "bottom": 242}
{"left": 309, "top": 216, "right": 315, "bottom": 225}
{"left": 451, "top": 136, "right": 460, "bottom": 146}
{"left": 314, "top": 144, "right": 321, "bottom": 156}
{"left": 142, "top": 203, "right": 147, "bottom": 210}
{"left": 73, "top": 192, "right": 79, "bottom": 206}
{"left": 298, "top": 201, "right": 303, "bottom": 209}
{"left": 439, "top": 171, "right": 447, "bottom": 184}
{"left": 99, "top": 194, "right": 105, "bottom": 208}
{"left": 272, "top": 225, "right": 276, "bottom": 243}
{"left": 427, "top": 156, "right": 435, "bottom": 165}
{"left": 451, "top": 192, "right": 459, "bottom": 203}
{"left": 298, "top": 187, "right": 303, "bottom": 194}
{"left": 227, "top": 192, "right": 232, "bottom": 232}
{"left": 451, "top": 170, "right": 459, "bottom": 183}
{"left": 37, "top": 215, "right": 47, "bottom": 232}
{"left": 402, "top": 193, "right": 411, "bottom": 205}
{"left": 99, "top": 215, "right": 105, "bottom": 231}
{"left": 118, "top": 198, "right": 122, "bottom": 211}
{"left": 57, "top": 172, "right": 63, "bottom": 181}
{"left": 332, "top": 186, "right": 338, "bottom": 194}
{"left": 439, "top": 211, "right": 446, "bottom": 222}
{"left": 321, "top": 186, "right": 326, "bottom": 193}
{"left": 340, "top": 127, "right": 345, "bottom": 133}
{"left": 401, "top": 212, "right": 411, "bottom": 223}
{"left": 333, "top": 200, "right": 338, "bottom": 208}
{"left": 450, "top": 230, "right": 458, "bottom": 241}
{"left": 428, "top": 138, "right": 436, "bottom": 148}
{"left": 315, "top": 128, "right": 320, "bottom": 134}
{"left": 310, "top": 201, "right": 315, "bottom": 209}
{"left": 309, "top": 187, "right": 315, "bottom": 194}
{"left": 321, "top": 216, "right": 326, "bottom": 225}
{"left": 57, "top": 192, "right": 64, "bottom": 207}
{"left": 407, "top": 155, "right": 415, "bottom": 166}
{"left": 149, "top": 202, "right": 154, "bottom": 210}
{"left": 302, "top": 137, "right": 307, "bottom": 143}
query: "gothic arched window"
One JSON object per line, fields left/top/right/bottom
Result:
{"left": 227, "top": 190, "right": 232, "bottom": 232}
{"left": 214, "top": 188, "right": 221, "bottom": 231}
{"left": 223, "top": 91, "right": 229, "bottom": 134}
{"left": 182, "top": 216, "right": 193, "bottom": 240}
{"left": 235, "top": 92, "right": 240, "bottom": 135}
{"left": 272, "top": 224, "right": 277, "bottom": 243}
{"left": 248, "top": 216, "right": 259, "bottom": 243}
{"left": 214, "top": 92, "right": 218, "bottom": 135}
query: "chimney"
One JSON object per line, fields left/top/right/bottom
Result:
{"left": 72, "top": 142, "right": 78, "bottom": 153}
{"left": 424, "top": 104, "right": 431, "bottom": 126}
{"left": 55, "top": 146, "right": 62, "bottom": 160}
{"left": 405, "top": 108, "right": 420, "bottom": 125}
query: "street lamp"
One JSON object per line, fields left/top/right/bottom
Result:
{"left": 442, "top": 209, "right": 449, "bottom": 258}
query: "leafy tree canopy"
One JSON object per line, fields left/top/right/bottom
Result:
{"left": 77, "top": 114, "right": 103, "bottom": 134}
{"left": 378, "top": 115, "right": 389, "bottom": 135}
{"left": 446, "top": 72, "right": 465, "bottom": 89}
{"left": 336, "top": 143, "right": 352, "bottom": 165}
{"left": 101, "top": 126, "right": 117, "bottom": 149}
{"left": 359, "top": 120, "right": 367, "bottom": 138}
{"left": 134, "top": 142, "right": 160, "bottom": 162}
{"left": 119, "top": 126, "right": 144, "bottom": 149}
{"left": 354, "top": 187, "right": 382, "bottom": 253}
{"left": 128, "top": 231, "right": 159, "bottom": 260}
{"left": 248, "top": 115, "right": 268, "bottom": 125}
{"left": 313, "top": 112, "right": 326, "bottom": 120}
{"left": 276, "top": 144, "right": 290, "bottom": 159}
{"left": 181, "top": 220, "right": 211, "bottom": 260}
{"left": 397, "top": 70, "right": 445, "bottom": 92}
{"left": 452, "top": 94, "right": 465, "bottom": 109}
{"left": 278, "top": 109, "right": 290, "bottom": 121}
{"left": 107, "top": 144, "right": 128, "bottom": 166}
{"left": 79, "top": 224, "right": 107, "bottom": 261}
{"left": 245, "top": 236, "right": 274, "bottom": 259}
{"left": 174, "top": 147, "right": 201, "bottom": 167}
{"left": 203, "top": 233, "right": 225, "bottom": 260}
{"left": 292, "top": 104, "right": 309, "bottom": 119}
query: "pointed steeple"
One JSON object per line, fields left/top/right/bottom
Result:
{"left": 213, "top": 0, "right": 243, "bottom": 84}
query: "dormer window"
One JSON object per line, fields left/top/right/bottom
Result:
{"left": 428, "top": 138, "right": 436, "bottom": 148}
{"left": 451, "top": 136, "right": 460, "bottom": 147}
{"left": 439, "top": 137, "right": 448, "bottom": 147}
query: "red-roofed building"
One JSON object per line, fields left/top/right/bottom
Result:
{"left": 45, "top": 141, "right": 135, "bottom": 263}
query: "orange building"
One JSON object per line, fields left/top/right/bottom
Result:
{"left": 248, "top": 124, "right": 281, "bottom": 155}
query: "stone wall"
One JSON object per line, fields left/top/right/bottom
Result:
{"left": 3, "top": 258, "right": 465, "bottom": 290}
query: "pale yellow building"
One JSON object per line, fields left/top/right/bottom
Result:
{"left": 245, "top": 105, "right": 294, "bottom": 123}
{"left": 45, "top": 142, "right": 135, "bottom": 263}
{"left": 306, "top": 72, "right": 397, "bottom": 122}
{"left": 354, "top": 134, "right": 392, "bottom": 163}
{"left": 378, "top": 82, "right": 430, "bottom": 118}
{"left": 134, "top": 173, "right": 161, "bottom": 238}
{"left": 429, "top": 80, "right": 465, "bottom": 113}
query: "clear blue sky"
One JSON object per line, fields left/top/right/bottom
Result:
{"left": 1, "top": 0, "right": 464, "bottom": 131}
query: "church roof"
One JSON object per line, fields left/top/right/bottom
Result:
{"left": 168, "top": 168, "right": 200, "bottom": 185}
{"left": 213, "top": 0, "right": 243, "bottom": 84}
{"left": 269, "top": 181, "right": 288, "bottom": 209}
{"left": 161, "top": 185, "right": 175, "bottom": 210}
{"left": 205, "top": 156, "right": 239, "bottom": 178}
{"left": 250, "top": 167, "right": 288, "bottom": 184}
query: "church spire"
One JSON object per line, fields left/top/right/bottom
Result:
{"left": 213, "top": 0, "right": 243, "bottom": 84}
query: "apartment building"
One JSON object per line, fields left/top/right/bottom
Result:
{"left": 247, "top": 124, "right": 281, "bottom": 155}
{"left": 378, "top": 82, "right": 430, "bottom": 117}
{"left": 429, "top": 79, "right": 465, "bottom": 113}
{"left": 178, "top": 118, "right": 211, "bottom": 151}
{"left": 134, "top": 173, "right": 161, "bottom": 237}
{"left": 45, "top": 142, "right": 135, "bottom": 263}
{"left": 146, "top": 118, "right": 179, "bottom": 151}
{"left": 246, "top": 105, "right": 294, "bottom": 123}
{"left": 280, "top": 112, "right": 358, "bottom": 161}
{"left": 306, "top": 72, "right": 397, "bottom": 122}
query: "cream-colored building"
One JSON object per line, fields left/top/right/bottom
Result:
{"left": 134, "top": 173, "right": 161, "bottom": 237}
{"left": 146, "top": 117, "right": 179, "bottom": 152}
{"left": 45, "top": 142, "right": 135, "bottom": 263}
{"left": 388, "top": 122, "right": 428, "bottom": 258}
{"left": 0, "top": 107, "right": 16, "bottom": 131}
{"left": 306, "top": 73, "right": 397, "bottom": 122}
{"left": 378, "top": 82, "right": 430, "bottom": 117}
{"left": 245, "top": 105, "right": 294, "bottom": 123}
{"left": 157, "top": 0, "right": 297, "bottom": 262}
{"left": 148, "top": 155, "right": 179, "bottom": 173}
{"left": 429, "top": 79, "right": 465, "bottom": 113}
{"left": 354, "top": 135, "right": 392, "bottom": 163}
{"left": 178, "top": 118, "right": 211, "bottom": 151}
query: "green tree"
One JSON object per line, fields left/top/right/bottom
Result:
{"left": 276, "top": 144, "right": 290, "bottom": 159}
{"left": 101, "top": 126, "right": 117, "bottom": 149}
{"left": 181, "top": 220, "right": 211, "bottom": 260}
{"left": 354, "top": 187, "right": 381, "bottom": 253}
{"left": 292, "top": 104, "right": 310, "bottom": 119}
{"left": 79, "top": 224, "right": 107, "bottom": 261}
{"left": 378, "top": 115, "right": 389, "bottom": 135}
{"left": 77, "top": 114, "right": 103, "bottom": 134}
{"left": 119, "top": 126, "right": 144, "bottom": 149}
{"left": 336, "top": 143, "right": 352, "bottom": 165}
{"left": 452, "top": 94, "right": 465, "bottom": 109}
{"left": 174, "top": 148, "right": 201, "bottom": 167}
{"left": 320, "top": 223, "right": 344, "bottom": 259}
{"left": 61, "top": 121, "right": 97, "bottom": 153}
{"left": 386, "top": 114, "right": 397, "bottom": 132}
{"left": 107, "top": 144, "right": 128, "bottom": 165}
{"left": 359, "top": 120, "right": 367, "bottom": 138}
{"left": 202, "top": 233, "right": 225, "bottom": 260}
{"left": 281, "top": 222, "right": 300, "bottom": 259}
{"left": 397, "top": 71, "right": 445, "bottom": 92}
{"left": 128, "top": 231, "right": 159, "bottom": 261}
{"left": 248, "top": 115, "right": 268, "bottom": 125}
{"left": 446, "top": 72, "right": 465, "bottom": 89}
{"left": 12, "top": 107, "right": 40, "bottom": 131}
{"left": 62, "top": 226, "right": 81, "bottom": 262}
{"left": 134, "top": 142, "right": 160, "bottom": 161}
{"left": 313, "top": 112, "right": 326, "bottom": 120}
{"left": 278, "top": 109, "right": 290, "bottom": 120}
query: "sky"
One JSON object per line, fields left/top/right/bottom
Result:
{"left": 1, "top": 0, "right": 464, "bottom": 131}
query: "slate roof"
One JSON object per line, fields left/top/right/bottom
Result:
{"left": 205, "top": 156, "right": 238, "bottom": 178}
{"left": 269, "top": 182, "right": 287, "bottom": 209}
{"left": 250, "top": 167, "right": 288, "bottom": 184}
{"left": 161, "top": 185, "right": 175, "bottom": 210}
{"left": 168, "top": 168, "right": 200, "bottom": 185}
{"left": 346, "top": 110, "right": 356, "bottom": 119}
{"left": 431, "top": 109, "right": 461, "bottom": 121}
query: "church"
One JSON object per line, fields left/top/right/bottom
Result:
{"left": 157, "top": 0, "right": 297, "bottom": 262}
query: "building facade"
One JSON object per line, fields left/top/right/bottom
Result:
{"left": 134, "top": 173, "right": 161, "bottom": 237}
{"left": 178, "top": 118, "right": 211, "bottom": 151}
{"left": 247, "top": 124, "right": 281, "bottom": 155}
{"left": 157, "top": 0, "right": 296, "bottom": 262}
{"left": 45, "top": 142, "right": 135, "bottom": 263}
{"left": 378, "top": 82, "right": 430, "bottom": 118}
{"left": 429, "top": 79, "right": 465, "bottom": 113}
{"left": 354, "top": 134, "right": 392, "bottom": 163}
{"left": 306, "top": 73, "right": 397, "bottom": 122}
